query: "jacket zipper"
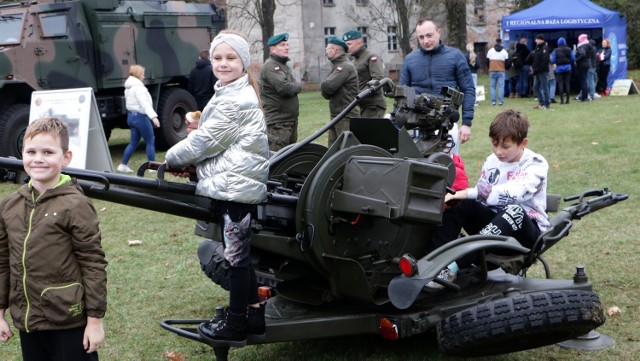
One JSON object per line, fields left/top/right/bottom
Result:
{"left": 21, "top": 195, "right": 37, "bottom": 332}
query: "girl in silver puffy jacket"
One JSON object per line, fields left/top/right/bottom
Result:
{"left": 165, "top": 31, "right": 269, "bottom": 347}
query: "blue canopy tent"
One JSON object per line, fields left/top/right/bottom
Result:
{"left": 502, "top": 0, "right": 627, "bottom": 88}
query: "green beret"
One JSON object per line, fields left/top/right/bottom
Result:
{"left": 267, "top": 32, "right": 289, "bottom": 46}
{"left": 342, "top": 30, "right": 362, "bottom": 41}
{"left": 327, "top": 36, "right": 348, "bottom": 52}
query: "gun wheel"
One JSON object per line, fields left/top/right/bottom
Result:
{"left": 437, "top": 290, "right": 605, "bottom": 357}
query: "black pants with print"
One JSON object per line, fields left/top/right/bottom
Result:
{"left": 211, "top": 201, "right": 260, "bottom": 314}
{"left": 429, "top": 199, "right": 541, "bottom": 267}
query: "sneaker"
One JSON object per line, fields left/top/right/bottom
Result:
{"left": 491, "top": 102, "right": 496, "bottom": 106}
{"left": 498, "top": 102, "right": 504, "bottom": 106}
{"left": 117, "top": 164, "right": 133, "bottom": 173}
{"left": 474, "top": 102, "right": 479, "bottom": 107}
{"left": 533, "top": 104, "right": 544, "bottom": 109}
{"left": 594, "top": 93, "right": 601, "bottom": 99}
{"left": 426, "top": 267, "right": 457, "bottom": 289}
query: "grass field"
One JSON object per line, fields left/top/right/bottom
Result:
{"left": 1, "top": 73, "right": 639, "bottom": 360}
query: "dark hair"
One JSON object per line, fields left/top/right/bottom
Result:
{"left": 416, "top": 18, "right": 440, "bottom": 29}
{"left": 496, "top": 38, "right": 502, "bottom": 43}
{"left": 489, "top": 109, "right": 529, "bottom": 145}
{"left": 199, "top": 50, "right": 209, "bottom": 59}
{"left": 25, "top": 117, "right": 70, "bottom": 152}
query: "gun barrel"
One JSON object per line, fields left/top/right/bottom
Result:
{"left": 0, "top": 157, "right": 197, "bottom": 194}
{"left": 1, "top": 156, "right": 212, "bottom": 221}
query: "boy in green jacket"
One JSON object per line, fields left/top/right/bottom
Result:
{"left": 0, "top": 117, "right": 107, "bottom": 360}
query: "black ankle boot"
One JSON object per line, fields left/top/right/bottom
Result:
{"left": 247, "top": 303, "right": 266, "bottom": 335}
{"left": 198, "top": 310, "right": 247, "bottom": 347}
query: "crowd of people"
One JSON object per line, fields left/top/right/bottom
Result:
{"left": 0, "top": 18, "right": 616, "bottom": 359}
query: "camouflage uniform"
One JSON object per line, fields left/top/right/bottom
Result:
{"left": 260, "top": 53, "right": 302, "bottom": 152}
{"left": 351, "top": 47, "right": 387, "bottom": 118}
{"left": 320, "top": 53, "right": 360, "bottom": 146}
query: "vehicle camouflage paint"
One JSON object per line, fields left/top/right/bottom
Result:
{"left": 0, "top": 0, "right": 225, "bottom": 157}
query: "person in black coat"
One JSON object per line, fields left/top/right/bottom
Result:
{"left": 575, "top": 34, "right": 593, "bottom": 102}
{"left": 189, "top": 50, "right": 218, "bottom": 111}
{"left": 529, "top": 34, "right": 550, "bottom": 109}
{"left": 515, "top": 38, "right": 531, "bottom": 97}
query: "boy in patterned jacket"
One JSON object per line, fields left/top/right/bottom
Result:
{"left": 429, "top": 109, "right": 549, "bottom": 272}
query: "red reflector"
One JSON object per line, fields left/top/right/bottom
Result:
{"left": 399, "top": 254, "right": 417, "bottom": 277}
{"left": 258, "top": 286, "right": 272, "bottom": 302}
{"left": 379, "top": 318, "right": 399, "bottom": 340}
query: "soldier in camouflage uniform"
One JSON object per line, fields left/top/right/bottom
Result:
{"left": 260, "top": 33, "right": 302, "bottom": 152}
{"left": 343, "top": 30, "right": 386, "bottom": 118}
{"left": 320, "top": 36, "right": 360, "bottom": 146}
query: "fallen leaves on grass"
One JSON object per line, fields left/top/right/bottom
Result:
{"left": 165, "top": 351, "right": 184, "bottom": 361}
{"left": 127, "top": 240, "right": 143, "bottom": 246}
{"left": 607, "top": 306, "right": 622, "bottom": 317}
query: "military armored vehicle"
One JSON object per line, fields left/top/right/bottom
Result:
{"left": 0, "top": 0, "right": 225, "bottom": 158}
{"left": 0, "top": 80, "right": 628, "bottom": 360}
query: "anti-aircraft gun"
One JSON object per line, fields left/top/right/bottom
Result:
{"left": 0, "top": 79, "right": 628, "bottom": 360}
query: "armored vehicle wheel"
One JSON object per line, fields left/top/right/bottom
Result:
{"left": 0, "top": 104, "right": 30, "bottom": 158}
{"left": 437, "top": 290, "right": 605, "bottom": 357}
{"left": 156, "top": 88, "right": 197, "bottom": 150}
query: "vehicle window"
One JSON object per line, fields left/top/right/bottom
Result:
{"left": 39, "top": 12, "right": 68, "bottom": 37}
{"left": 0, "top": 14, "right": 24, "bottom": 45}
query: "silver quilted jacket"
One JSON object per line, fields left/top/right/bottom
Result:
{"left": 165, "top": 75, "right": 269, "bottom": 204}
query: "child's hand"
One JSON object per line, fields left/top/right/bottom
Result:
{"left": 185, "top": 111, "right": 201, "bottom": 134}
{"left": 83, "top": 316, "right": 104, "bottom": 353}
{"left": 0, "top": 318, "right": 13, "bottom": 342}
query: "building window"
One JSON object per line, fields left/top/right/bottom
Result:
{"left": 474, "top": 0, "right": 485, "bottom": 8}
{"left": 358, "top": 26, "right": 368, "bottom": 47}
{"left": 323, "top": 0, "right": 335, "bottom": 6}
{"left": 324, "top": 27, "right": 336, "bottom": 46}
{"left": 356, "top": 0, "right": 368, "bottom": 5}
{"left": 387, "top": 25, "right": 397, "bottom": 51}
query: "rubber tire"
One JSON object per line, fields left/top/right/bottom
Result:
{"left": 437, "top": 290, "right": 606, "bottom": 357}
{"left": 155, "top": 87, "right": 197, "bottom": 150}
{"left": 0, "top": 104, "right": 30, "bottom": 158}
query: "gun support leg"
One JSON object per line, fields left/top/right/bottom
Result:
{"left": 213, "top": 346, "right": 230, "bottom": 361}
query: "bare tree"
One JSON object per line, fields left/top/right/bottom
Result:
{"left": 342, "top": 0, "right": 448, "bottom": 56}
{"left": 226, "top": 0, "right": 298, "bottom": 61}
{"left": 444, "top": 0, "right": 467, "bottom": 49}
